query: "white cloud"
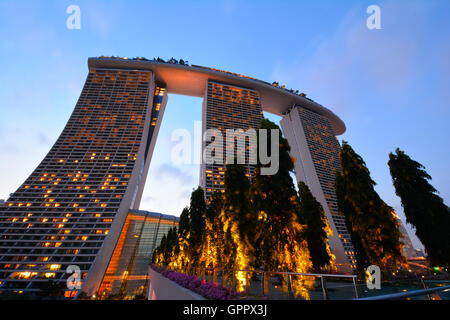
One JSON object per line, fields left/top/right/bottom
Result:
{"left": 270, "top": 1, "right": 431, "bottom": 118}
{"left": 139, "top": 163, "right": 197, "bottom": 216}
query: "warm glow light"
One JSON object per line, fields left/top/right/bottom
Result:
{"left": 49, "top": 264, "right": 61, "bottom": 270}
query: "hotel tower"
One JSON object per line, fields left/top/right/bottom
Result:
{"left": 200, "top": 80, "right": 263, "bottom": 200}
{"left": 0, "top": 56, "right": 354, "bottom": 297}
{"left": 281, "top": 107, "right": 355, "bottom": 271}
{"left": 0, "top": 62, "right": 168, "bottom": 296}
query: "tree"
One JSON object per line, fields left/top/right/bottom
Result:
{"left": 178, "top": 207, "right": 190, "bottom": 238}
{"left": 222, "top": 163, "right": 256, "bottom": 291}
{"left": 205, "top": 190, "right": 223, "bottom": 222}
{"left": 388, "top": 148, "right": 450, "bottom": 268}
{"left": 165, "top": 227, "right": 178, "bottom": 261}
{"left": 335, "top": 141, "right": 406, "bottom": 276}
{"left": 153, "top": 234, "right": 167, "bottom": 265}
{"left": 153, "top": 208, "right": 186, "bottom": 269}
{"left": 251, "top": 119, "right": 311, "bottom": 269}
{"left": 153, "top": 188, "right": 207, "bottom": 272}
{"left": 199, "top": 191, "right": 225, "bottom": 275}
{"left": 186, "top": 186, "right": 207, "bottom": 270}
{"left": 251, "top": 119, "right": 312, "bottom": 298}
{"left": 297, "top": 181, "right": 332, "bottom": 271}
{"left": 335, "top": 171, "right": 371, "bottom": 273}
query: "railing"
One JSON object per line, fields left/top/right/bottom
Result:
{"left": 353, "top": 277, "right": 450, "bottom": 300}
{"left": 154, "top": 265, "right": 450, "bottom": 300}
{"left": 257, "top": 270, "right": 358, "bottom": 300}
{"left": 356, "top": 285, "right": 450, "bottom": 300}
{"left": 183, "top": 267, "right": 358, "bottom": 300}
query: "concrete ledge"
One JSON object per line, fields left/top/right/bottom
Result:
{"left": 147, "top": 267, "right": 206, "bottom": 300}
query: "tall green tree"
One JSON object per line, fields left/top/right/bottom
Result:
{"left": 297, "top": 181, "right": 332, "bottom": 271}
{"left": 222, "top": 163, "right": 256, "bottom": 291}
{"left": 205, "top": 190, "right": 224, "bottom": 222}
{"left": 189, "top": 187, "right": 206, "bottom": 242}
{"left": 178, "top": 207, "right": 190, "bottom": 239}
{"left": 335, "top": 171, "right": 371, "bottom": 273}
{"left": 251, "top": 119, "right": 312, "bottom": 275}
{"left": 187, "top": 186, "right": 207, "bottom": 269}
{"left": 172, "top": 207, "right": 191, "bottom": 270}
{"left": 388, "top": 148, "right": 450, "bottom": 267}
{"left": 200, "top": 191, "right": 225, "bottom": 272}
{"left": 153, "top": 207, "right": 186, "bottom": 268}
{"left": 153, "top": 234, "right": 167, "bottom": 265}
{"left": 250, "top": 118, "right": 313, "bottom": 299}
{"left": 335, "top": 141, "right": 406, "bottom": 275}
{"left": 224, "top": 164, "right": 255, "bottom": 242}
{"left": 166, "top": 226, "right": 178, "bottom": 259}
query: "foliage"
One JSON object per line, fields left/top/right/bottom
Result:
{"left": 183, "top": 187, "right": 207, "bottom": 270}
{"left": 221, "top": 163, "right": 256, "bottom": 291}
{"left": 153, "top": 188, "right": 207, "bottom": 271}
{"left": 388, "top": 148, "right": 450, "bottom": 267}
{"left": 199, "top": 191, "right": 226, "bottom": 271}
{"left": 151, "top": 265, "right": 243, "bottom": 300}
{"left": 250, "top": 118, "right": 313, "bottom": 298}
{"left": 335, "top": 141, "right": 406, "bottom": 276}
{"left": 178, "top": 207, "right": 190, "bottom": 239}
{"left": 297, "top": 181, "right": 333, "bottom": 271}
{"left": 153, "top": 119, "right": 338, "bottom": 298}
{"left": 188, "top": 187, "right": 207, "bottom": 256}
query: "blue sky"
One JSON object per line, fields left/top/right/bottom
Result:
{"left": 1, "top": 0, "right": 449, "bottom": 250}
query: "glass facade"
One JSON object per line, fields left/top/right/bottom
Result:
{"left": 98, "top": 210, "right": 178, "bottom": 298}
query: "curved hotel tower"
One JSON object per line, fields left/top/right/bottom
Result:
{"left": 0, "top": 57, "right": 355, "bottom": 297}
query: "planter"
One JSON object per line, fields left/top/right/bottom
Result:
{"left": 148, "top": 267, "right": 206, "bottom": 300}
{"left": 148, "top": 265, "right": 245, "bottom": 300}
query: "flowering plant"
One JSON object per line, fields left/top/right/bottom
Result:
{"left": 150, "top": 265, "right": 244, "bottom": 300}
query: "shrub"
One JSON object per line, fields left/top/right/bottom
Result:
{"left": 151, "top": 265, "right": 243, "bottom": 300}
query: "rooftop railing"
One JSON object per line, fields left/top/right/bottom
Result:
{"left": 95, "top": 56, "right": 314, "bottom": 102}
{"left": 164, "top": 266, "right": 450, "bottom": 300}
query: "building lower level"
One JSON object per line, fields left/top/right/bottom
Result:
{"left": 96, "top": 210, "right": 178, "bottom": 299}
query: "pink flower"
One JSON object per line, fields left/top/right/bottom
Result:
{"left": 150, "top": 264, "right": 244, "bottom": 300}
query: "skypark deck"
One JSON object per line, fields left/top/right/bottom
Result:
{"left": 88, "top": 57, "right": 346, "bottom": 135}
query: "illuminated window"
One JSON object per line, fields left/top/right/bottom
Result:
{"left": 48, "top": 264, "right": 61, "bottom": 271}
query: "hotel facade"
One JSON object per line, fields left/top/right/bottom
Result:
{"left": 0, "top": 56, "right": 353, "bottom": 297}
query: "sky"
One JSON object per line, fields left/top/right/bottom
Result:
{"left": 0, "top": 0, "right": 449, "bottom": 251}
